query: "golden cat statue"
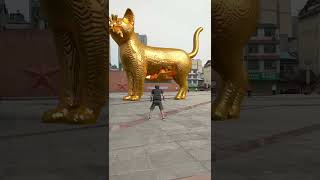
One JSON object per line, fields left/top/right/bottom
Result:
{"left": 109, "top": 8, "right": 203, "bottom": 101}
{"left": 212, "top": 0, "right": 259, "bottom": 120}
{"left": 40, "top": 0, "right": 108, "bottom": 124}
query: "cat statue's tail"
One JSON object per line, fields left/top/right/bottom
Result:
{"left": 188, "top": 27, "right": 203, "bottom": 58}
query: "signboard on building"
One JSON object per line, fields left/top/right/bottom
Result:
{"left": 248, "top": 72, "right": 279, "bottom": 80}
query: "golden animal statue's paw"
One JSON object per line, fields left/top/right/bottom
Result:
{"left": 212, "top": 104, "right": 241, "bottom": 121}
{"left": 129, "top": 95, "right": 140, "bottom": 101}
{"left": 66, "top": 107, "right": 97, "bottom": 124}
{"left": 175, "top": 95, "right": 186, "bottom": 100}
{"left": 123, "top": 95, "right": 141, "bottom": 101}
{"left": 212, "top": 107, "right": 228, "bottom": 121}
{"left": 228, "top": 105, "right": 240, "bottom": 119}
{"left": 42, "top": 107, "right": 70, "bottom": 123}
{"left": 123, "top": 95, "right": 132, "bottom": 100}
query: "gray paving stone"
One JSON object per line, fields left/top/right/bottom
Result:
{"left": 214, "top": 95, "right": 320, "bottom": 179}
{"left": 110, "top": 156, "right": 153, "bottom": 176}
{"left": 109, "top": 92, "right": 211, "bottom": 179}
{"left": 0, "top": 100, "right": 107, "bottom": 180}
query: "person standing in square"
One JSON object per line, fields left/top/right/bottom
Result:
{"left": 148, "top": 85, "right": 165, "bottom": 120}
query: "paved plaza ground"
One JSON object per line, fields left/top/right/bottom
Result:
{"left": 109, "top": 91, "right": 211, "bottom": 180}
{"left": 214, "top": 94, "right": 320, "bottom": 179}
{"left": 0, "top": 99, "right": 108, "bottom": 180}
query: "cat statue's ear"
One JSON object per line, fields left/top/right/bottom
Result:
{"left": 124, "top": 8, "right": 134, "bottom": 26}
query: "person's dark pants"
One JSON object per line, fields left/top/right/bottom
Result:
{"left": 247, "top": 91, "right": 251, "bottom": 97}
{"left": 150, "top": 101, "right": 163, "bottom": 111}
{"left": 272, "top": 90, "right": 276, "bottom": 95}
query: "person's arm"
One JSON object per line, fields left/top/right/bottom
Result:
{"left": 161, "top": 90, "right": 165, "bottom": 100}
{"left": 150, "top": 90, "right": 154, "bottom": 101}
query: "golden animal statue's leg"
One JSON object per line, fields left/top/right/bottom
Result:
{"left": 212, "top": 50, "right": 247, "bottom": 120}
{"left": 212, "top": 0, "right": 259, "bottom": 120}
{"left": 123, "top": 72, "right": 134, "bottom": 100}
{"left": 174, "top": 75, "right": 188, "bottom": 100}
{"left": 129, "top": 71, "right": 145, "bottom": 101}
{"left": 212, "top": 80, "right": 237, "bottom": 120}
{"left": 65, "top": 0, "right": 107, "bottom": 124}
{"left": 42, "top": 31, "right": 78, "bottom": 123}
{"left": 228, "top": 64, "right": 248, "bottom": 118}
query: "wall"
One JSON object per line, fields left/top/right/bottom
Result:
{"left": 298, "top": 13, "right": 320, "bottom": 75}
{"left": 109, "top": 70, "right": 179, "bottom": 92}
{"left": 0, "top": 30, "right": 60, "bottom": 97}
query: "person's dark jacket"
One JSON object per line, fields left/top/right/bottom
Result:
{"left": 151, "top": 89, "right": 163, "bottom": 102}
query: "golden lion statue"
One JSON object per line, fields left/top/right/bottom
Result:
{"left": 40, "top": 0, "right": 108, "bottom": 124}
{"left": 212, "top": 0, "right": 259, "bottom": 120}
{"left": 109, "top": 8, "right": 203, "bottom": 101}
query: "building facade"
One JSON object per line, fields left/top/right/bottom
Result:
{"left": 30, "top": 0, "right": 48, "bottom": 29}
{"left": 0, "top": 0, "right": 8, "bottom": 31}
{"left": 188, "top": 59, "right": 204, "bottom": 90}
{"left": 203, "top": 60, "right": 211, "bottom": 88}
{"left": 0, "top": 0, "right": 48, "bottom": 30}
{"left": 298, "top": 0, "right": 320, "bottom": 76}
{"left": 244, "top": 0, "right": 292, "bottom": 95}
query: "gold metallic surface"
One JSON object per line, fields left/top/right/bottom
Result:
{"left": 40, "top": 0, "right": 108, "bottom": 124}
{"left": 110, "top": 9, "right": 203, "bottom": 101}
{"left": 212, "top": 0, "right": 259, "bottom": 120}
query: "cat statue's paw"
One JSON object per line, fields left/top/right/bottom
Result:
{"left": 42, "top": 107, "right": 70, "bottom": 123}
{"left": 129, "top": 95, "right": 140, "bottom": 101}
{"left": 123, "top": 95, "right": 140, "bottom": 101}
{"left": 66, "top": 107, "right": 97, "bottom": 124}
{"left": 123, "top": 95, "right": 132, "bottom": 100}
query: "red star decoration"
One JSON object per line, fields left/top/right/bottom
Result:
{"left": 24, "top": 64, "right": 60, "bottom": 95}
{"left": 116, "top": 76, "right": 127, "bottom": 90}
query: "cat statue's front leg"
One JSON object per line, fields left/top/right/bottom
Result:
{"left": 128, "top": 69, "right": 145, "bottom": 101}
{"left": 122, "top": 75, "right": 142, "bottom": 101}
{"left": 123, "top": 72, "right": 134, "bottom": 100}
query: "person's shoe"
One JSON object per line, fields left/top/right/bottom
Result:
{"left": 161, "top": 116, "right": 165, "bottom": 120}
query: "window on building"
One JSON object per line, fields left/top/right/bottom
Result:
{"left": 248, "top": 44, "right": 259, "bottom": 53}
{"left": 264, "top": 45, "right": 276, "bottom": 53}
{"left": 264, "top": 27, "right": 276, "bottom": 37}
{"left": 264, "top": 61, "right": 277, "bottom": 70}
{"left": 247, "top": 60, "right": 259, "bottom": 70}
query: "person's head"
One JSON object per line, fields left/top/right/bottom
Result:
{"left": 155, "top": 85, "right": 159, "bottom": 89}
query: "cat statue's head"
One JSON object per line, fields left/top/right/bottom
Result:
{"left": 109, "top": 8, "right": 135, "bottom": 45}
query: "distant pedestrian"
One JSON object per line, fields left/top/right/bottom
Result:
{"left": 148, "top": 85, "right": 165, "bottom": 120}
{"left": 247, "top": 84, "right": 252, "bottom": 97}
{"left": 272, "top": 84, "right": 277, "bottom": 95}
{"left": 247, "top": 88, "right": 252, "bottom": 97}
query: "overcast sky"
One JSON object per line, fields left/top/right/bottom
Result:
{"left": 109, "top": 0, "right": 211, "bottom": 67}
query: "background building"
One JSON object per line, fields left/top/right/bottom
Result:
{"left": 0, "top": 0, "right": 47, "bottom": 30}
{"left": 29, "top": 0, "right": 48, "bottom": 29}
{"left": 0, "top": 0, "right": 8, "bottom": 31}
{"left": 188, "top": 59, "right": 204, "bottom": 90}
{"left": 203, "top": 60, "right": 211, "bottom": 88}
{"left": 244, "top": 0, "right": 292, "bottom": 95}
{"left": 298, "top": 0, "right": 320, "bottom": 93}
{"left": 299, "top": 0, "right": 320, "bottom": 76}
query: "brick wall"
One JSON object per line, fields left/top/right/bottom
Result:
{"left": 0, "top": 30, "right": 60, "bottom": 97}
{"left": 109, "top": 70, "right": 179, "bottom": 92}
